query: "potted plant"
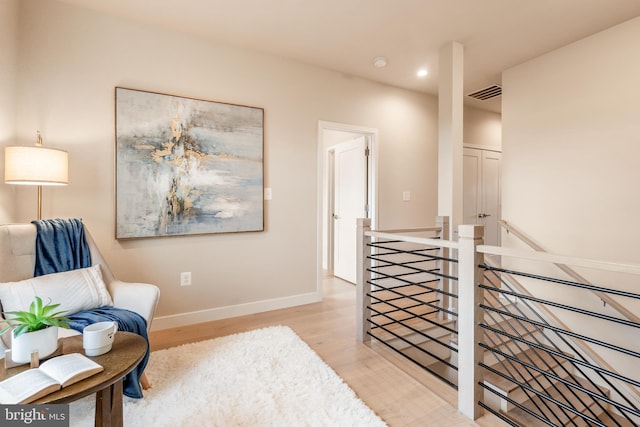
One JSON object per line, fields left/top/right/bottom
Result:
{"left": 1, "top": 296, "right": 70, "bottom": 363}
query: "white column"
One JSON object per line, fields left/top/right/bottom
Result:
{"left": 436, "top": 215, "right": 452, "bottom": 318}
{"left": 457, "top": 224, "right": 484, "bottom": 420}
{"left": 438, "top": 41, "right": 464, "bottom": 240}
{"left": 356, "top": 218, "right": 372, "bottom": 342}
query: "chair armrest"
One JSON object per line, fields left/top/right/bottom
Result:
{"left": 107, "top": 280, "right": 160, "bottom": 330}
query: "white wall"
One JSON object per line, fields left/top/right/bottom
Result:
{"left": 11, "top": 0, "right": 445, "bottom": 327}
{"left": 464, "top": 107, "right": 501, "bottom": 150}
{"left": 502, "top": 17, "right": 640, "bottom": 384}
{"left": 0, "top": 0, "right": 19, "bottom": 222}
{"left": 503, "top": 16, "right": 640, "bottom": 263}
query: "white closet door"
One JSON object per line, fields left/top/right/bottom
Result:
{"left": 463, "top": 149, "right": 482, "bottom": 226}
{"left": 481, "top": 150, "right": 501, "bottom": 246}
{"left": 463, "top": 148, "right": 501, "bottom": 246}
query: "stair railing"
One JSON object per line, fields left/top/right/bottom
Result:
{"left": 484, "top": 255, "right": 640, "bottom": 410}
{"left": 474, "top": 242, "right": 640, "bottom": 426}
{"left": 357, "top": 217, "right": 461, "bottom": 388}
{"left": 358, "top": 220, "right": 640, "bottom": 425}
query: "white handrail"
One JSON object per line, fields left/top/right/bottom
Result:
{"left": 479, "top": 244, "right": 640, "bottom": 276}
{"left": 366, "top": 230, "right": 459, "bottom": 250}
{"left": 373, "top": 226, "right": 443, "bottom": 234}
{"left": 496, "top": 220, "right": 640, "bottom": 325}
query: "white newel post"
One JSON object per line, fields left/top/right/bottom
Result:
{"left": 457, "top": 224, "right": 484, "bottom": 420}
{"left": 436, "top": 216, "right": 451, "bottom": 319}
{"left": 356, "top": 218, "right": 372, "bottom": 343}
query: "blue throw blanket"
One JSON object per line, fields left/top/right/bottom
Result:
{"left": 31, "top": 218, "right": 149, "bottom": 398}
{"left": 67, "top": 307, "right": 149, "bottom": 399}
{"left": 32, "top": 218, "right": 91, "bottom": 277}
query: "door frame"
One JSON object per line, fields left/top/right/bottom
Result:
{"left": 317, "top": 121, "right": 378, "bottom": 292}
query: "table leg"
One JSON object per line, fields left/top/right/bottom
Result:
{"left": 95, "top": 379, "right": 124, "bottom": 427}
{"left": 141, "top": 372, "right": 151, "bottom": 390}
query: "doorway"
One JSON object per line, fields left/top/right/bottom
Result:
{"left": 318, "top": 121, "right": 378, "bottom": 287}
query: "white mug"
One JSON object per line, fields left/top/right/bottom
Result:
{"left": 83, "top": 321, "right": 118, "bottom": 356}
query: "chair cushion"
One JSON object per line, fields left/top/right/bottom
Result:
{"left": 0, "top": 265, "right": 113, "bottom": 318}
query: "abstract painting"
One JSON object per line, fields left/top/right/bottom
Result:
{"left": 115, "top": 87, "right": 264, "bottom": 239}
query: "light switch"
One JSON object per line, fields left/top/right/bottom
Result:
{"left": 264, "top": 187, "right": 273, "bottom": 200}
{"left": 402, "top": 191, "right": 411, "bottom": 201}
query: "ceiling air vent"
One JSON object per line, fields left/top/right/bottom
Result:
{"left": 467, "top": 84, "right": 502, "bottom": 101}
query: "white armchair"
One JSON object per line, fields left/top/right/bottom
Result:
{"left": 0, "top": 223, "right": 160, "bottom": 346}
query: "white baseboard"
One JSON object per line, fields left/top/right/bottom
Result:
{"left": 150, "top": 291, "right": 322, "bottom": 331}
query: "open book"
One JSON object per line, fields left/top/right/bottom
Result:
{"left": 0, "top": 353, "right": 103, "bottom": 404}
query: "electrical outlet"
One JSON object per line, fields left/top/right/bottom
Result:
{"left": 180, "top": 272, "right": 192, "bottom": 286}
{"left": 402, "top": 191, "right": 411, "bottom": 201}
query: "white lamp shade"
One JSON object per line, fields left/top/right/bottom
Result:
{"left": 4, "top": 146, "right": 68, "bottom": 185}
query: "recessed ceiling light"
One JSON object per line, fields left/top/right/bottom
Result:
{"left": 373, "top": 57, "right": 388, "bottom": 68}
{"left": 417, "top": 69, "right": 428, "bottom": 77}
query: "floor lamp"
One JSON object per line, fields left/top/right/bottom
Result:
{"left": 4, "top": 132, "right": 69, "bottom": 220}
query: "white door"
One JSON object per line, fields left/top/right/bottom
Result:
{"left": 463, "top": 148, "right": 501, "bottom": 246}
{"left": 463, "top": 150, "right": 482, "bottom": 226}
{"left": 333, "top": 137, "right": 368, "bottom": 283}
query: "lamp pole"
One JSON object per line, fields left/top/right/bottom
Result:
{"left": 36, "top": 132, "right": 43, "bottom": 220}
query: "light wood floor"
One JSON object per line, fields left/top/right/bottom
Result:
{"left": 149, "top": 275, "right": 507, "bottom": 427}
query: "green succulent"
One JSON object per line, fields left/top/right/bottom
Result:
{"left": 0, "top": 296, "right": 70, "bottom": 338}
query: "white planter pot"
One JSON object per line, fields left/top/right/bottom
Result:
{"left": 11, "top": 326, "right": 58, "bottom": 364}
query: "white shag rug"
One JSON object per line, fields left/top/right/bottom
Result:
{"left": 69, "top": 326, "right": 387, "bottom": 426}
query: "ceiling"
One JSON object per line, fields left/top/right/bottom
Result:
{"left": 57, "top": 0, "right": 640, "bottom": 113}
